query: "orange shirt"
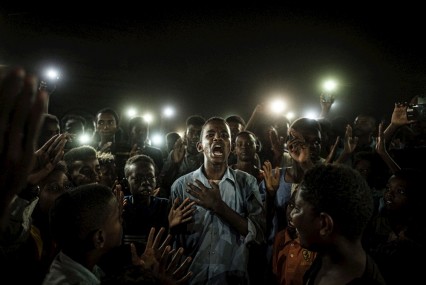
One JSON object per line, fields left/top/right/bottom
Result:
{"left": 272, "top": 228, "right": 317, "bottom": 285}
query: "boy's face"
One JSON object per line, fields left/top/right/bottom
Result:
{"left": 96, "top": 113, "right": 117, "bottom": 140}
{"left": 69, "top": 157, "right": 101, "bottom": 186}
{"left": 198, "top": 120, "right": 231, "bottom": 165}
{"left": 234, "top": 133, "right": 257, "bottom": 162}
{"left": 126, "top": 161, "right": 156, "bottom": 201}
{"left": 185, "top": 124, "right": 203, "bottom": 154}
{"left": 288, "top": 128, "right": 322, "bottom": 163}
{"left": 290, "top": 188, "right": 321, "bottom": 251}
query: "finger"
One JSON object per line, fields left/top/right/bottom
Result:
{"left": 39, "top": 134, "right": 58, "bottom": 153}
{"left": 174, "top": 256, "right": 193, "bottom": 283}
{"left": 146, "top": 227, "right": 156, "bottom": 248}
{"left": 176, "top": 271, "right": 193, "bottom": 284}
{"left": 167, "top": 247, "right": 184, "bottom": 272}
{"left": 152, "top": 187, "right": 160, "bottom": 197}
{"left": 160, "top": 245, "right": 171, "bottom": 271}
{"left": 172, "top": 197, "right": 179, "bottom": 209}
{"left": 159, "top": 233, "right": 172, "bottom": 251}
{"left": 130, "top": 243, "right": 142, "bottom": 265}
{"left": 152, "top": 227, "right": 166, "bottom": 249}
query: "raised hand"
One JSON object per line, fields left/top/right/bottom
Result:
{"left": 168, "top": 197, "right": 196, "bottom": 228}
{"left": 325, "top": 136, "right": 340, "bottom": 164}
{"left": 131, "top": 227, "right": 172, "bottom": 269}
{"left": 342, "top": 124, "right": 358, "bottom": 155}
{"left": 158, "top": 247, "right": 192, "bottom": 284}
{"left": 287, "top": 129, "right": 311, "bottom": 164}
{"left": 262, "top": 160, "right": 280, "bottom": 197}
{"left": 0, "top": 68, "right": 47, "bottom": 229}
{"left": 112, "top": 182, "right": 125, "bottom": 215}
{"left": 28, "top": 133, "right": 67, "bottom": 185}
{"left": 130, "top": 227, "right": 192, "bottom": 284}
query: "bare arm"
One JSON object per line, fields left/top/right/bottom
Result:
{"left": 376, "top": 122, "right": 401, "bottom": 174}
{"left": 0, "top": 68, "right": 47, "bottom": 231}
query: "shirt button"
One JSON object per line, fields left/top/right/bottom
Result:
{"left": 290, "top": 254, "right": 294, "bottom": 258}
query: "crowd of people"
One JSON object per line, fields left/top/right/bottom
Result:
{"left": 1, "top": 66, "right": 425, "bottom": 284}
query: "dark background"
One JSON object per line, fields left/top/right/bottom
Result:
{"left": 1, "top": 5, "right": 426, "bottom": 134}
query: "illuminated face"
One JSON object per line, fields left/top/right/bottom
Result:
{"left": 384, "top": 176, "right": 409, "bottom": 212}
{"left": 69, "top": 157, "right": 101, "bottom": 186}
{"left": 198, "top": 120, "right": 231, "bottom": 165}
{"left": 126, "top": 161, "right": 156, "bottom": 203}
{"left": 290, "top": 188, "right": 321, "bottom": 251}
{"left": 234, "top": 133, "right": 257, "bottom": 162}
{"left": 96, "top": 113, "right": 118, "bottom": 140}
{"left": 185, "top": 124, "right": 203, "bottom": 155}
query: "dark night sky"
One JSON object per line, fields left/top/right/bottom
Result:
{"left": 1, "top": 5, "right": 426, "bottom": 133}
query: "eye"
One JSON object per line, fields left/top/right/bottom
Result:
{"left": 397, "top": 188, "right": 406, "bottom": 195}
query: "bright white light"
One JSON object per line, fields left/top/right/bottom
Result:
{"left": 163, "top": 106, "right": 175, "bottom": 118}
{"left": 304, "top": 110, "right": 318, "bottom": 119}
{"left": 127, "top": 108, "right": 137, "bottom": 118}
{"left": 269, "top": 99, "right": 286, "bottom": 114}
{"left": 46, "top": 68, "right": 60, "bottom": 80}
{"left": 151, "top": 133, "right": 163, "bottom": 147}
{"left": 286, "top": 112, "right": 296, "bottom": 121}
{"left": 323, "top": 80, "right": 337, "bottom": 92}
{"left": 78, "top": 133, "right": 92, "bottom": 144}
{"left": 143, "top": 113, "right": 153, "bottom": 123}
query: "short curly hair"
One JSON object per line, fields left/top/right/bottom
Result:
{"left": 299, "top": 164, "right": 373, "bottom": 240}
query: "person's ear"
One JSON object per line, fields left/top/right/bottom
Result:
{"left": 92, "top": 228, "right": 105, "bottom": 249}
{"left": 319, "top": 212, "right": 333, "bottom": 237}
{"left": 256, "top": 139, "right": 262, "bottom": 153}
{"left": 196, "top": 141, "right": 203, "bottom": 153}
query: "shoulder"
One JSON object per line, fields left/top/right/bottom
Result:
{"left": 232, "top": 168, "right": 258, "bottom": 186}
{"left": 171, "top": 169, "right": 198, "bottom": 188}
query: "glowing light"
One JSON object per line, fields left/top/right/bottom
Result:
{"left": 151, "top": 133, "right": 163, "bottom": 147}
{"left": 323, "top": 79, "right": 337, "bottom": 92}
{"left": 303, "top": 110, "right": 318, "bottom": 119}
{"left": 126, "top": 108, "right": 137, "bottom": 118}
{"left": 163, "top": 106, "right": 175, "bottom": 118}
{"left": 45, "top": 68, "right": 60, "bottom": 80}
{"left": 78, "top": 133, "right": 92, "bottom": 144}
{"left": 143, "top": 113, "right": 153, "bottom": 123}
{"left": 269, "top": 99, "right": 286, "bottom": 114}
{"left": 286, "top": 112, "right": 296, "bottom": 121}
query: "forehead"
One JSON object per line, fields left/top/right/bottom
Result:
{"left": 97, "top": 113, "right": 116, "bottom": 122}
{"left": 236, "top": 132, "right": 256, "bottom": 141}
{"left": 187, "top": 124, "right": 202, "bottom": 131}
{"left": 202, "top": 120, "right": 230, "bottom": 133}
{"left": 227, "top": 121, "right": 244, "bottom": 129}
{"left": 129, "top": 161, "right": 155, "bottom": 172}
